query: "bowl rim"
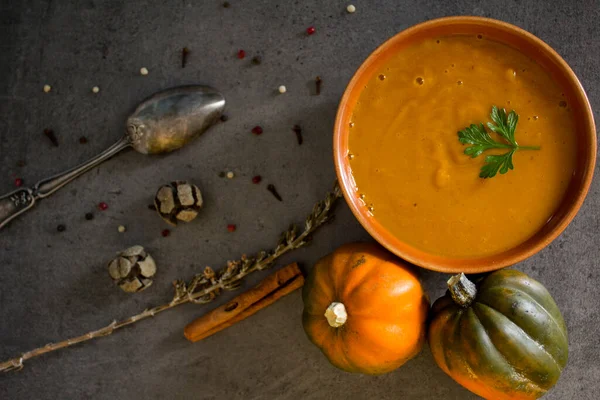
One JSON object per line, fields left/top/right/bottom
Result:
{"left": 333, "top": 16, "right": 597, "bottom": 273}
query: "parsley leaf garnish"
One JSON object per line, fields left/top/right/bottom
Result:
{"left": 458, "top": 106, "right": 540, "bottom": 178}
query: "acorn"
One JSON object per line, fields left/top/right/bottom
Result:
{"left": 107, "top": 246, "right": 157, "bottom": 293}
{"left": 154, "top": 181, "right": 203, "bottom": 225}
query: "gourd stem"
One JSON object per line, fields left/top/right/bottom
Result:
{"left": 325, "top": 302, "right": 347, "bottom": 328}
{"left": 447, "top": 273, "right": 477, "bottom": 308}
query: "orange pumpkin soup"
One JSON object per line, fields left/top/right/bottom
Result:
{"left": 348, "top": 34, "right": 577, "bottom": 258}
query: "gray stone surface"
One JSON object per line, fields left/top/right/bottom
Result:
{"left": 0, "top": 0, "right": 598, "bottom": 398}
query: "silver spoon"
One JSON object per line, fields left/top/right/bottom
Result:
{"left": 0, "top": 85, "right": 225, "bottom": 230}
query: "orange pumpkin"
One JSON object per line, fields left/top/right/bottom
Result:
{"left": 302, "top": 242, "right": 429, "bottom": 374}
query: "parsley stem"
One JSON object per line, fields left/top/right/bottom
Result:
{"left": 517, "top": 145, "right": 541, "bottom": 151}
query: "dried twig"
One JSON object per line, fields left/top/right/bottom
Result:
{"left": 181, "top": 47, "right": 190, "bottom": 68}
{"left": 43, "top": 128, "right": 58, "bottom": 147}
{"left": 0, "top": 182, "right": 342, "bottom": 373}
{"left": 293, "top": 125, "right": 303, "bottom": 145}
{"left": 267, "top": 184, "right": 283, "bottom": 201}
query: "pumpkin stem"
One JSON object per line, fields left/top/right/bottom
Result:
{"left": 325, "top": 302, "right": 347, "bottom": 328}
{"left": 448, "top": 273, "right": 477, "bottom": 308}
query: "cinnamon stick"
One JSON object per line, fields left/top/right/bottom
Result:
{"left": 184, "top": 263, "right": 304, "bottom": 342}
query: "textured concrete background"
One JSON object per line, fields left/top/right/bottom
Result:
{"left": 0, "top": 0, "right": 598, "bottom": 399}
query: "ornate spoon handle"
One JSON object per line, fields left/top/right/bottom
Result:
{"left": 0, "top": 137, "right": 131, "bottom": 230}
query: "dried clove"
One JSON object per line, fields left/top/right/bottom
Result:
{"left": 182, "top": 47, "right": 190, "bottom": 68}
{"left": 267, "top": 184, "right": 283, "bottom": 201}
{"left": 293, "top": 125, "right": 303, "bottom": 145}
{"left": 315, "top": 76, "right": 322, "bottom": 95}
{"left": 251, "top": 55, "right": 262, "bottom": 65}
{"left": 43, "top": 129, "right": 58, "bottom": 147}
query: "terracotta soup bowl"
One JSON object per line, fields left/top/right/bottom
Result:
{"left": 334, "top": 16, "right": 596, "bottom": 273}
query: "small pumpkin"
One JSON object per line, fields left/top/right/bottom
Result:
{"left": 428, "top": 270, "right": 568, "bottom": 400}
{"left": 302, "top": 242, "right": 429, "bottom": 375}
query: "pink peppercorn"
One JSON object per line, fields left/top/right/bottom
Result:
{"left": 98, "top": 202, "right": 108, "bottom": 211}
{"left": 237, "top": 49, "right": 246, "bottom": 59}
{"left": 14, "top": 178, "right": 23, "bottom": 187}
{"left": 306, "top": 26, "right": 316, "bottom": 35}
{"left": 252, "top": 175, "right": 262, "bottom": 184}
{"left": 227, "top": 224, "right": 236, "bottom": 232}
{"left": 251, "top": 126, "right": 263, "bottom": 135}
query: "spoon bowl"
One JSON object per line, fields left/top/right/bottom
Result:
{"left": 127, "top": 85, "right": 225, "bottom": 154}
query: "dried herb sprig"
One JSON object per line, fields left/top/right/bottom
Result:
{"left": 0, "top": 182, "right": 342, "bottom": 373}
